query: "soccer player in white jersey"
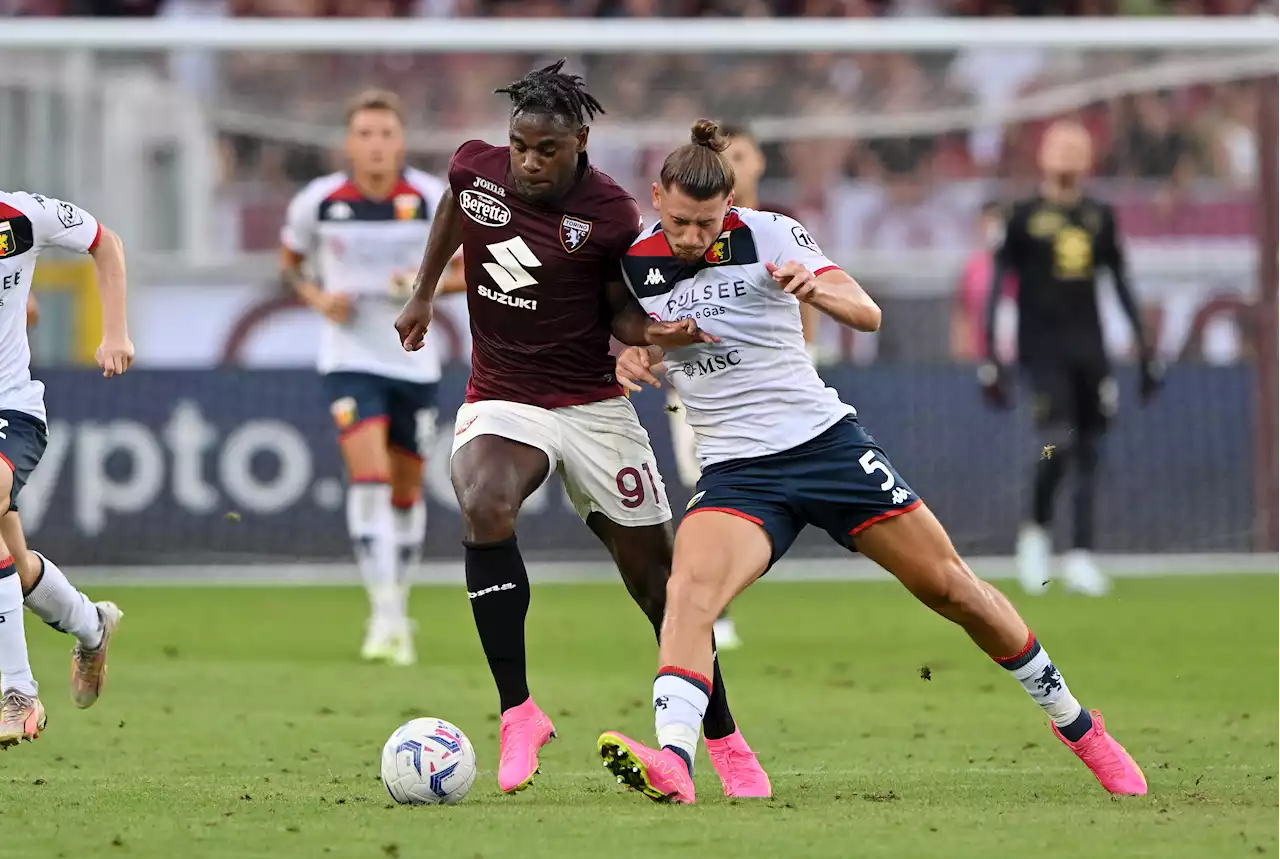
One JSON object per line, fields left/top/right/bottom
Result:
{"left": 0, "top": 190, "right": 132, "bottom": 748}
{"left": 662, "top": 125, "right": 806, "bottom": 651}
{"left": 596, "top": 120, "right": 1147, "bottom": 805}
{"left": 281, "top": 91, "right": 464, "bottom": 667}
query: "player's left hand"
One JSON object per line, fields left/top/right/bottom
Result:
{"left": 645, "top": 318, "right": 718, "bottom": 350}
{"left": 615, "top": 346, "right": 662, "bottom": 393}
{"left": 96, "top": 333, "right": 135, "bottom": 378}
{"left": 1139, "top": 355, "right": 1164, "bottom": 404}
{"left": 766, "top": 261, "right": 819, "bottom": 302}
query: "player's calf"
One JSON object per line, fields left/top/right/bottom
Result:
{"left": 858, "top": 504, "right": 1145, "bottom": 795}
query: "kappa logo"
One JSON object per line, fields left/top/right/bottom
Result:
{"left": 644, "top": 268, "right": 665, "bottom": 286}
{"left": 328, "top": 201, "right": 353, "bottom": 220}
{"left": 685, "top": 490, "right": 706, "bottom": 511}
{"left": 458, "top": 189, "right": 512, "bottom": 228}
{"left": 560, "top": 215, "right": 592, "bottom": 253}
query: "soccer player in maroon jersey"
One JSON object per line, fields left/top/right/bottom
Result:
{"left": 395, "top": 61, "right": 771, "bottom": 798}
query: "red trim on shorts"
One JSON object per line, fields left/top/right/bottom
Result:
{"left": 848, "top": 497, "right": 923, "bottom": 536}
{"left": 337, "top": 415, "right": 389, "bottom": 439}
{"left": 684, "top": 506, "right": 764, "bottom": 526}
{"left": 657, "top": 665, "right": 713, "bottom": 696}
{"left": 388, "top": 443, "right": 424, "bottom": 464}
{"left": 87, "top": 222, "right": 103, "bottom": 253}
{"left": 0, "top": 555, "right": 14, "bottom": 569}
{"left": 993, "top": 629, "right": 1038, "bottom": 665}
{"left": 349, "top": 475, "right": 391, "bottom": 485}
{"left": 813, "top": 264, "right": 841, "bottom": 277}
{"left": 0, "top": 452, "right": 13, "bottom": 473}
{"left": 391, "top": 494, "right": 420, "bottom": 510}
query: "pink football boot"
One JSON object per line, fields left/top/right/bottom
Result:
{"left": 706, "top": 728, "right": 772, "bottom": 797}
{"left": 1053, "top": 709, "right": 1148, "bottom": 795}
{"left": 597, "top": 731, "right": 696, "bottom": 805}
{"left": 497, "top": 697, "right": 556, "bottom": 793}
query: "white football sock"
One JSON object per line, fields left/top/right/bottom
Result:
{"left": 999, "top": 636, "right": 1084, "bottom": 726}
{"left": 347, "top": 482, "right": 398, "bottom": 623}
{"left": 653, "top": 670, "right": 708, "bottom": 768}
{"left": 24, "top": 551, "right": 102, "bottom": 649}
{"left": 0, "top": 561, "right": 37, "bottom": 696}
{"left": 393, "top": 499, "right": 426, "bottom": 618}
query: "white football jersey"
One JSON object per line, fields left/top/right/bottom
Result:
{"left": 0, "top": 191, "right": 101, "bottom": 424}
{"left": 282, "top": 168, "right": 447, "bottom": 383}
{"left": 621, "top": 208, "right": 855, "bottom": 467}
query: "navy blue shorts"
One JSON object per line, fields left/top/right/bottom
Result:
{"left": 0, "top": 410, "right": 48, "bottom": 513}
{"left": 322, "top": 372, "right": 439, "bottom": 459}
{"left": 685, "top": 416, "right": 922, "bottom": 569}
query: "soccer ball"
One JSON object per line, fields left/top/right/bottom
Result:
{"left": 380, "top": 717, "right": 477, "bottom": 805}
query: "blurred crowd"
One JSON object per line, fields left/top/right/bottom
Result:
{"left": 5, "top": 0, "right": 1272, "bottom": 15}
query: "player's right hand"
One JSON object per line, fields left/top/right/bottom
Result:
{"left": 96, "top": 333, "right": 134, "bottom": 378}
{"left": 978, "top": 361, "right": 1011, "bottom": 410}
{"left": 311, "top": 291, "right": 353, "bottom": 324}
{"left": 615, "top": 346, "right": 662, "bottom": 393}
{"left": 395, "top": 296, "right": 434, "bottom": 352}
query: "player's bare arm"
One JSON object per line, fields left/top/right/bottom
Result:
{"left": 766, "top": 261, "right": 880, "bottom": 332}
{"left": 25, "top": 295, "right": 38, "bottom": 329}
{"left": 395, "top": 186, "right": 463, "bottom": 351}
{"left": 280, "top": 245, "right": 351, "bottom": 324}
{"left": 604, "top": 277, "right": 717, "bottom": 349}
{"left": 89, "top": 224, "right": 134, "bottom": 378}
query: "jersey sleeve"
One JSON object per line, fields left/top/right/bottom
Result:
{"left": 762, "top": 214, "right": 840, "bottom": 275}
{"left": 22, "top": 193, "right": 101, "bottom": 254}
{"left": 1095, "top": 202, "right": 1126, "bottom": 272}
{"left": 993, "top": 204, "right": 1026, "bottom": 270}
{"left": 280, "top": 186, "right": 319, "bottom": 255}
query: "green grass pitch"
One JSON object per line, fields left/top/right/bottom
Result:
{"left": 1, "top": 575, "right": 1276, "bottom": 858}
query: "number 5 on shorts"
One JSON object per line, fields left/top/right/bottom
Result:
{"left": 616, "top": 463, "right": 661, "bottom": 509}
{"left": 859, "top": 450, "right": 895, "bottom": 491}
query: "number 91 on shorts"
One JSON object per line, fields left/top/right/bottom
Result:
{"left": 450, "top": 397, "right": 673, "bottom": 527}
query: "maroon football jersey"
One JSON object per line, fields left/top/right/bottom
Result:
{"left": 449, "top": 140, "right": 642, "bottom": 409}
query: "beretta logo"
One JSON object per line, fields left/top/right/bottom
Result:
{"left": 458, "top": 189, "right": 512, "bottom": 228}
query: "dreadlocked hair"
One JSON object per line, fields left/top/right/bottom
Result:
{"left": 494, "top": 58, "right": 606, "bottom": 127}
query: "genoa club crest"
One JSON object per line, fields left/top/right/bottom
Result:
{"left": 704, "top": 232, "right": 731, "bottom": 265}
{"left": 0, "top": 221, "right": 12, "bottom": 258}
{"left": 560, "top": 215, "right": 592, "bottom": 253}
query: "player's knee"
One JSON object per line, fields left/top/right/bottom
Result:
{"left": 665, "top": 564, "right": 723, "bottom": 627}
{"left": 457, "top": 488, "right": 519, "bottom": 543}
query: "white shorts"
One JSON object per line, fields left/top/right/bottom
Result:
{"left": 451, "top": 396, "right": 672, "bottom": 527}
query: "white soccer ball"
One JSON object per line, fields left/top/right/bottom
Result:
{"left": 380, "top": 717, "right": 477, "bottom": 805}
